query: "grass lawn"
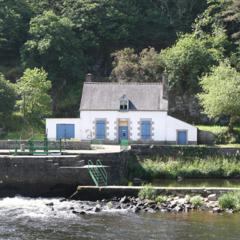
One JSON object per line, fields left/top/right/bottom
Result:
{"left": 3, "top": 128, "right": 45, "bottom": 140}
{"left": 197, "top": 125, "right": 240, "bottom": 134}
{"left": 1, "top": 112, "right": 45, "bottom": 140}
{"left": 197, "top": 125, "right": 240, "bottom": 145}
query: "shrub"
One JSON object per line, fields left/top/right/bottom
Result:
{"left": 155, "top": 195, "right": 167, "bottom": 204}
{"left": 218, "top": 191, "right": 240, "bottom": 210}
{"left": 138, "top": 184, "right": 157, "bottom": 200}
{"left": 190, "top": 195, "right": 203, "bottom": 208}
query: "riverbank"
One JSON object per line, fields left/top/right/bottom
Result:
{"left": 128, "top": 155, "right": 240, "bottom": 182}
{"left": 69, "top": 186, "right": 240, "bottom": 215}
{"left": 1, "top": 144, "right": 240, "bottom": 197}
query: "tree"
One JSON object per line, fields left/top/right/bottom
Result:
{"left": 160, "top": 33, "right": 227, "bottom": 95}
{"left": 0, "top": 0, "right": 32, "bottom": 55}
{"left": 21, "top": 10, "right": 86, "bottom": 114}
{"left": 0, "top": 73, "right": 16, "bottom": 125}
{"left": 110, "top": 47, "right": 164, "bottom": 82}
{"left": 62, "top": 0, "right": 207, "bottom": 75}
{"left": 198, "top": 62, "right": 240, "bottom": 132}
{"left": 223, "top": 0, "right": 240, "bottom": 41}
{"left": 16, "top": 68, "right": 52, "bottom": 121}
{"left": 110, "top": 48, "right": 139, "bottom": 82}
{"left": 194, "top": 0, "right": 240, "bottom": 43}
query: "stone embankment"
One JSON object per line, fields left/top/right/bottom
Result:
{"left": 47, "top": 193, "right": 234, "bottom": 216}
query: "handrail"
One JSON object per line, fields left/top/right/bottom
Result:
{"left": 10, "top": 138, "right": 63, "bottom": 155}
{"left": 88, "top": 160, "right": 100, "bottom": 186}
{"left": 88, "top": 160, "right": 107, "bottom": 186}
{"left": 96, "top": 159, "right": 107, "bottom": 183}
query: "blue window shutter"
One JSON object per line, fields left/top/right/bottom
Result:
{"left": 141, "top": 121, "right": 151, "bottom": 140}
{"left": 96, "top": 120, "right": 106, "bottom": 140}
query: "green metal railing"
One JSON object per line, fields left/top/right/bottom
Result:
{"left": 11, "top": 137, "right": 63, "bottom": 155}
{"left": 88, "top": 160, "right": 108, "bottom": 186}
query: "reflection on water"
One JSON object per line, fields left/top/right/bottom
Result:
{"left": 0, "top": 197, "right": 239, "bottom": 240}
{"left": 152, "top": 178, "right": 240, "bottom": 188}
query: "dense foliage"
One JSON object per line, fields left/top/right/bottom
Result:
{"left": 110, "top": 48, "right": 164, "bottom": 82}
{"left": 1, "top": 0, "right": 240, "bottom": 134}
{"left": 0, "top": 0, "right": 208, "bottom": 118}
{"left": 16, "top": 68, "right": 52, "bottom": 121}
{"left": 134, "top": 157, "right": 240, "bottom": 180}
{"left": 199, "top": 62, "right": 240, "bottom": 132}
{"left": 0, "top": 73, "right": 16, "bottom": 125}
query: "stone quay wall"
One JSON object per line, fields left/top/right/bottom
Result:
{"left": 0, "top": 152, "right": 128, "bottom": 197}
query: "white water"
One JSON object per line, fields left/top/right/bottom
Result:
{"left": 0, "top": 197, "right": 126, "bottom": 220}
{"left": 0, "top": 197, "right": 239, "bottom": 240}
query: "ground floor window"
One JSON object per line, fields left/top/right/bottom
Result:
{"left": 96, "top": 120, "right": 106, "bottom": 140}
{"left": 141, "top": 120, "right": 151, "bottom": 140}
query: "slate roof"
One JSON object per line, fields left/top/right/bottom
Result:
{"left": 79, "top": 82, "right": 167, "bottom": 111}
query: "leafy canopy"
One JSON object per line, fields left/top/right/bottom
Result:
{"left": 160, "top": 32, "right": 228, "bottom": 95}
{"left": 198, "top": 62, "right": 240, "bottom": 129}
{"left": 110, "top": 47, "right": 164, "bottom": 82}
{"left": 21, "top": 10, "right": 86, "bottom": 114}
{"left": 21, "top": 10, "right": 85, "bottom": 85}
{"left": 0, "top": 73, "right": 16, "bottom": 118}
{"left": 16, "top": 68, "right": 52, "bottom": 120}
{"left": 0, "top": 0, "right": 32, "bottom": 54}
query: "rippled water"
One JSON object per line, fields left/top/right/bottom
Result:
{"left": 0, "top": 197, "right": 239, "bottom": 240}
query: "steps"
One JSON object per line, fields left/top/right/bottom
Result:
{"left": 88, "top": 160, "right": 108, "bottom": 186}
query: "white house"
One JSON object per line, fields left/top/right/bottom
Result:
{"left": 46, "top": 76, "right": 197, "bottom": 144}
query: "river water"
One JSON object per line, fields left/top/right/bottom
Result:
{"left": 0, "top": 197, "right": 239, "bottom": 240}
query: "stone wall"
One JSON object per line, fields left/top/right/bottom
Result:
{"left": 198, "top": 130, "right": 215, "bottom": 145}
{"left": 0, "top": 140, "right": 91, "bottom": 150}
{"left": 0, "top": 152, "right": 128, "bottom": 197}
{"left": 130, "top": 144, "right": 240, "bottom": 158}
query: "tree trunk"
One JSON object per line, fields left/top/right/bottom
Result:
{"left": 228, "top": 116, "right": 236, "bottom": 133}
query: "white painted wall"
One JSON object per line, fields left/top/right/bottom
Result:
{"left": 46, "top": 118, "right": 81, "bottom": 140}
{"left": 45, "top": 112, "right": 197, "bottom": 143}
{"left": 78, "top": 111, "right": 197, "bottom": 143}
{"left": 166, "top": 116, "right": 197, "bottom": 143}
{"left": 79, "top": 111, "right": 168, "bottom": 141}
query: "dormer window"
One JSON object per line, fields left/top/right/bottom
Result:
{"left": 120, "top": 95, "right": 129, "bottom": 111}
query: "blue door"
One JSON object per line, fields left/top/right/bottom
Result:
{"left": 56, "top": 124, "right": 75, "bottom": 140}
{"left": 96, "top": 120, "right": 106, "bottom": 140}
{"left": 119, "top": 126, "right": 128, "bottom": 141}
{"left": 177, "top": 130, "right": 187, "bottom": 145}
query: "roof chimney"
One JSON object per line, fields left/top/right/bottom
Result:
{"left": 85, "top": 73, "right": 93, "bottom": 82}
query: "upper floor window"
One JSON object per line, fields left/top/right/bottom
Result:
{"left": 120, "top": 95, "right": 129, "bottom": 111}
